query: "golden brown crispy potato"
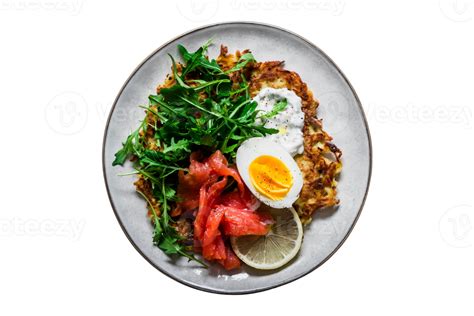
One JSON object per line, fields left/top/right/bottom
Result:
{"left": 218, "top": 46, "right": 342, "bottom": 224}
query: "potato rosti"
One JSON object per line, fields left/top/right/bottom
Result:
{"left": 218, "top": 46, "right": 342, "bottom": 224}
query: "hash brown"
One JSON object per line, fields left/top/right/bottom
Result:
{"left": 218, "top": 46, "right": 342, "bottom": 224}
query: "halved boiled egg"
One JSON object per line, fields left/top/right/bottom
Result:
{"left": 236, "top": 138, "right": 303, "bottom": 209}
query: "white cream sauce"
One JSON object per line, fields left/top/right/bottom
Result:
{"left": 253, "top": 87, "right": 305, "bottom": 156}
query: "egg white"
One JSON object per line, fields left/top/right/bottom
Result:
{"left": 236, "top": 138, "right": 303, "bottom": 209}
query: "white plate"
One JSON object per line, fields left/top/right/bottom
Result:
{"left": 103, "top": 22, "right": 372, "bottom": 294}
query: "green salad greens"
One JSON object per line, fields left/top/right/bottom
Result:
{"left": 112, "top": 41, "right": 286, "bottom": 266}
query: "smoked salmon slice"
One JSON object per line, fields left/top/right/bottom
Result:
{"left": 176, "top": 150, "right": 273, "bottom": 270}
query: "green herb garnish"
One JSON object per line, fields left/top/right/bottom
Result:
{"left": 113, "top": 41, "right": 279, "bottom": 265}
{"left": 259, "top": 99, "right": 288, "bottom": 120}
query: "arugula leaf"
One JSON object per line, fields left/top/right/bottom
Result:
{"left": 159, "top": 236, "right": 181, "bottom": 254}
{"left": 224, "top": 53, "right": 256, "bottom": 74}
{"left": 222, "top": 142, "right": 241, "bottom": 154}
{"left": 180, "top": 47, "right": 203, "bottom": 77}
{"left": 199, "top": 58, "right": 223, "bottom": 74}
{"left": 163, "top": 138, "right": 191, "bottom": 154}
{"left": 193, "top": 79, "right": 230, "bottom": 92}
{"left": 177, "top": 44, "right": 191, "bottom": 61}
{"left": 178, "top": 41, "right": 223, "bottom": 76}
{"left": 112, "top": 123, "right": 143, "bottom": 166}
{"left": 141, "top": 150, "right": 187, "bottom": 169}
{"left": 259, "top": 99, "right": 288, "bottom": 120}
{"left": 168, "top": 54, "right": 189, "bottom": 88}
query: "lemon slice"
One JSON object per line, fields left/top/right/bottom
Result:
{"left": 230, "top": 206, "right": 303, "bottom": 270}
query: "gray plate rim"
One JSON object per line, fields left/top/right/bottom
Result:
{"left": 102, "top": 21, "right": 373, "bottom": 295}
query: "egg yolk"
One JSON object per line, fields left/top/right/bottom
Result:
{"left": 248, "top": 155, "right": 293, "bottom": 201}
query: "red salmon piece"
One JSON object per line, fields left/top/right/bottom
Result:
{"left": 194, "top": 177, "right": 227, "bottom": 242}
{"left": 202, "top": 234, "right": 226, "bottom": 260}
{"left": 176, "top": 151, "right": 240, "bottom": 215}
{"left": 207, "top": 151, "right": 244, "bottom": 192}
{"left": 218, "top": 188, "right": 261, "bottom": 211}
{"left": 222, "top": 207, "right": 273, "bottom": 236}
{"left": 214, "top": 236, "right": 227, "bottom": 260}
{"left": 176, "top": 153, "right": 212, "bottom": 214}
{"left": 218, "top": 246, "right": 241, "bottom": 270}
{"left": 202, "top": 206, "right": 225, "bottom": 247}
{"left": 217, "top": 191, "right": 246, "bottom": 209}
{"left": 174, "top": 150, "right": 274, "bottom": 270}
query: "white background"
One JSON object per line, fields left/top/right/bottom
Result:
{"left": 1, "top": 0, "right": 473, "bottom": 315}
